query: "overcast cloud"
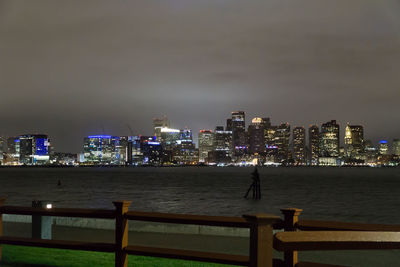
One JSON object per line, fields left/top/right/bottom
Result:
{"left": 0, "top": 0, "right": 399, "bottom": 152}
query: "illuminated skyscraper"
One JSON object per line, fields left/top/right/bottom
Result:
{"left": 18, "top": 134, "right": 50, "bottom": 165}
{"left": 214, "top": 126, "right": 232, "bottom": 153}
{"left": 173, "top": 141, "right": 198, "bottom": 165}
{"left": 172, "top": 128, "right": 197, "bottom": 164}
{"left": 140, "top": 136, "right": 162, "bottom": 165}
{"left": 308, "top": 125, "right": 319, "bottom": 165}
{"left": 275, "top": 123, "right": 291, "bottom": 163}
{"left": 293, "top": 126, "right": 306, "bottom": 165}
{"left": 248, "top": 117, "right": 266, "bottom": 154}
{"left": 117, "top": 136, "right": 132, "bottom": 165}
{"left": 393, "top": 139, "right": 400, "bottom": 156}
{"left": 226, "top": 119, "right": 232, "bottom": 131}
{"left": 320, "top": 120, "right": 339, "bottom": 157}
{"left": 83, "top": 135, "right": 120, "bottom": 164}
{"left": 198, "top": 130, "right": 214, "bottom": 163}
{"left": 344, "top": 124, "right": 364, "bottom": 159}
{"left": 130, "top": 136, "right": 143, "bottom": 164}
{"left": 180, "top": 128, "right": 193, "bottom": 142}
{"left": 209, "top": 126, "right": 232, "bottom": 164}
{"left": 231, "top": 111, "right": 247, "bottom": 156}
{"left": 0, "top": 136, "right": 4, "bottom": 164}
{"left": 160, "top": 127, "right": 180, "bottom": 150}
{"left": 364, "top": 140, "right": 378, "bottom": 164}
{"left": 265, "top": 125, "right": 278, "bottom": 161}
{"left": 4, "top": 137, "right": 19, "bottom": 165}
{"left": 379, "top": 140, "right": 389, "bottom": 155}
{"left": 153, "top": 115, "right": 170, "bottom": 141}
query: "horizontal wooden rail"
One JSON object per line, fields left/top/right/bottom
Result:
{"left": 298, "top": 219, "right": 400, "bottom": 232}
{"left": 296, "top": 262, "right": 348, "bottom": 267}
{"left": 126, "top": 210, "right": 284, "bottom": 229}
{"left": 126, "top": 211, "right": 249, "bottom": 227}
{"left": 125, "top": 245, "right": 249, "bottom": 266}
{"left": 274, "top": 231, "right": 400, "bottom": 251}
{"left": 0, "top": 236, "right": 115, "bottom": 252}
{"left": 0, "top": 206, "right": 115, "bottom": 219}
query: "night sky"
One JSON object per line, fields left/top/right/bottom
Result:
{"left": 1, "top": 0, "right": 399, "bottom": 153}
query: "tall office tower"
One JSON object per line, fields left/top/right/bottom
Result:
{"left": 130, "top": 136, "right": 143, "bottom": 164}
{"left": 172, "top": 128, "right": 197, "bottom": 164}
{"left": 293, "top": 126, "right": 306, "bottom": 165}
{"left": 320, "top": 120, "right": 340, "bottom": 157}
{"left": 5, "top": 137, "right": 19, "bottom": 165}
{"left": 231, "top": 111, "right": 247, "bottom": 156}
{"left": 393, "top": 139, "right": 400, "bottom": 156}
{"left": 248, "top": 118, "right": 266, "bottom": 154}
{"left": 6, "top": 137, "right": 16, "bottom": 155}
{"left": 140, "top": 136, "right": 162, "bottom": 165}
{"left": 209, "top": 126, "right": 232, "bottom": 163}
{"left": 308, "top": 125, "right": 319, "bottom": 165}
{"left": 363, "top": 140, "right": 378, "bottom": 164}
{"left": 379, "top": 140, "right": 389, "bottom": 155}
{"left": 118, "top": 136, "right": 132, "bottom": 165}
{"left": 198, "top": 130, "right": 215, "bottom": 163}
{"left": 226, "top": 119, "right": 232, "bottom": 131}
{"left": 261, "top": 117, "right": 271, "bottom": 129}
{"left": 264, "top": 125, "right": 277, "bottom": 160}
{"left": 153, "top": 115, "right": 170, "bottom": 141}
{"left": 83, "top": 135, "right": 120, "bottom": 165}
{"left": 0, "top": 136, "right": 4, "bottom": 164}
{"left": 173, "top": 140, "right": 198, "bottom": 165}
{"left": 275, "top": 123, "right": 291, "bottom": 163}
{"left": 160, "top": 127, "right": 181, "bottom": 150}
{"left": 18, "top": 134, "right": 50, "bottom": 165}
{"left": 180, "top": 128, "right": 193, "bottom": 142}
{"left": 344, "top": 124, "right": 364, "bottom": 159}
{"left": 363, "top": 140, "right": 374, "bottom": 151}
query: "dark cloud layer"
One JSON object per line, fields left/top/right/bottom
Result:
{"left": 1, "top": 0, "right": 399, "bottom": 152}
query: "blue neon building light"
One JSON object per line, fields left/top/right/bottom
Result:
{"left": 36, "top": 138, "right": 48, "bottom": 155}
{"left": 88, "top": 135, "right": 112, "bottom": 139}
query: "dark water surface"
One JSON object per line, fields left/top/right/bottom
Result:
{"left": 0, "top": 167, "right": 399, "bottom": 223}
{"left": 1, "top": 167, "right": 400, "bottom": 266}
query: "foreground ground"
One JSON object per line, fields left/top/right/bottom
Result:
{"left": 0, "top": 245, "right": 232, "bottom": 267}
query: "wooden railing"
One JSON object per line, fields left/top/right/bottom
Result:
{"left": 0, "top": 198, "right": 283, "bottom": 267}
{"left": 274, "top": 208, "right": 400, "bottom": 267}
{"left": 2, "top": 197, "right": 400, "bottom": 267}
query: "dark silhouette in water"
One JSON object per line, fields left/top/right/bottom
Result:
{"left": 57, "top": 180, "right": 61, "bottom": 186}
{"left": 244, "top": 167, "right": 261, "bottom": 199}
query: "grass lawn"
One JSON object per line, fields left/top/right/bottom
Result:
{"left": 0, "top": 245, "right": 234, "bottom": 267}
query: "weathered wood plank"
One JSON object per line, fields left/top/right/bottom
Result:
{"left": 296, "top": 262, "right": 349, "bottom": 267}
{"left": 0, "top": 206, "right": 115, "bottom": 219}
{"left": 298, "top": 219, "right": 400, "bottom": 232}
{"left": 0, "top": 236, "right": 115, "bottom": 252}
{"left": 274, "top": 231, "right": 400, "bottom": 251}
{"left": 125, "top": 245, "right": 249, "bottom": 266}
{"left": 126, "top": 211, "right": 252, "bottom": 228}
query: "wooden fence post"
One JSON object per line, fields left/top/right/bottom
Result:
{"left": 243, "top": 214, "right": 280, "bottom": 267}
{"left": 113, "top": 200, "right": 131, "bottom": 267}
{"left": 0, "top": 197, "right": 5, "bottom": 261}
{"left": 280, "top": 208, "right": 302, "bottom": 267}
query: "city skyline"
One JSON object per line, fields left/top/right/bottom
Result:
{"left": 1, "top": 1, "right": 399, "bottom": 153}
{"left": 0, "top": 115, "right": 398, "bottom": 154}
{"left": 2, "top": 113, "right": 399, "bottom": 166}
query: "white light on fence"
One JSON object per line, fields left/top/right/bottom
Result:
{"left": 46, "top": 203, "right": 52, "bottom": 209}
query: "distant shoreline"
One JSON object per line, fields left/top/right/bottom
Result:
{"left": 0, "top": 165, "right": 397, "bottom": 168}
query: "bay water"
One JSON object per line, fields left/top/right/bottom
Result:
{"left": 1, "top": 167, "right": 400, "bottom": 266}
